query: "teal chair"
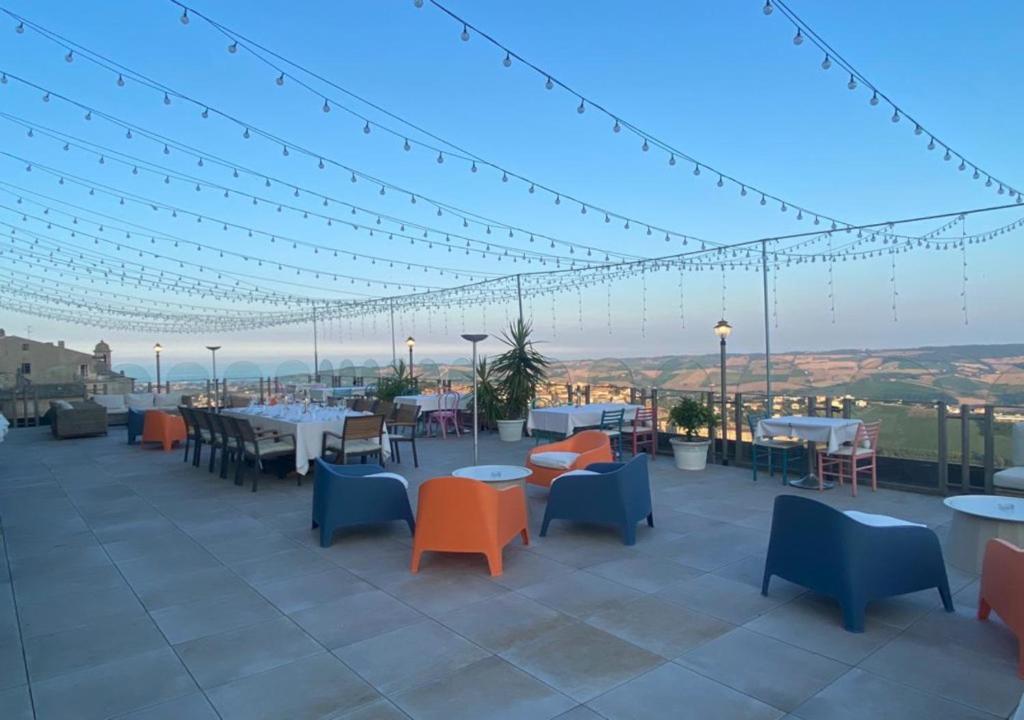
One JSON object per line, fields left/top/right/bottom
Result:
{"left": 598, "top": 409, "right": 626, "bottom": 459}
{"left": 748, "top": 412, "right": 805, "bottom": 484}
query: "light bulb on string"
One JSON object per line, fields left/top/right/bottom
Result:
{"left": 275, "top": 72, "right": 285, "bottom": 86}
{"left": 914, "top": 124, "right": 922, "bottom": 135}
{"left": 668, "top": 154, "right": 676, "bottom": 166}
{"left": 436, "top": 151, "right": 444, "bottom": 164}
{"left": 717, "top": 176, "right": 724, "bottom": 188}
{"left": 641, "top": 138, "right": 649, "bottom": 152}
{"left": 545, "top": 76, "right": 553, "bottom": 90}
{"left": 891, "top": 109, "right": 900, "bottom": 123}
{"left": 793, "top": 28, "right": 803, "bottom": 45}
{"left": 612, "top": 119, "right": 621, "bottom": 133}
{"left": 740, "top": 185, "right": 747, "bottom": 196}
{"left": 763, "top": 0, "right": 773, "bottom": 14}
{"left": 403, "top": 138, "right": 411, "bottom": 151}
{"left": 577, "top": 98, "right": 585, "bottom": 114}
{"left": 227, "top": 41, "right": 237, "bottom": 53}
{"left": 869, "top": 91, "right": 879, "bottom": 106}
{"left": 64, "top": 49, "right": 73, "bottom": 62}
{"left": 958, "top": 159, "right": 966, "bottom": 171}
{"left": 363, "top": 121, "right": 371, "bottom": 134}
{"left": 201, "top": 107, "right": 208, "bottom": 118}
{"left": 847, "top": 74, "right": 857, "bottom": 90}
{"left": 502, "top": 51, "right": 512, "bottom": 67}
{"left": 42, "top": 91, "right": 50, "bottom": 102}
{"left": 943, "top": 148, "right": 952, "bottom": 161}
{"left": 179, "top": 8, "right": 189, "bottom": 24}
{"left": 821, "top": 54, "right": 831, "bottom": 70}
{"left": 460, "top": 24, "right": 469, "bottom": 41}
{"left": 16, "top": 21, "right": 25, "bottom": 33}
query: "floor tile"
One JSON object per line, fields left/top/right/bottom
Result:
{"left": 655, "top": 572, "right": 792, "bottom": 624}
{"left": 335, "top": 697, "right": 409, "bottom": 719}
{"left": 150, "top": 588, "right": 281, "bottom": 644}
{"left": 587, "top": 595, "right": 734, "bottom": 658}
{"left": 254, "top": 567, "right": 374, "bottom": 615}
{"left": 111, "top": 692, "right": 220, "bottom": 720}
{"left": 230, "top": 548, "right": 336, "bottom": 586}
{"left": 206, "top": 653, "right": 379, "bottom": 720}
{"left": 745, "top": 594, "right": 901, "bottom": 664}
{"left": 175, "top": 615, "right": 322, "bottom": 688}
{"left": 290, "top": 589, "right": 423, "bottom": 649}
{"left": 439, "top": 591, "right": 576, "bottom": 654}
{"left": 859, "top": 630, "right": 1024, "bottom": 717}
{"left": 520, "top": 570, "right": 644, "bottom": 619}
{"left": 679, "top": 627, "right": 850, "bottom": 712}
{"left": 792, "top": 668, "right": 998, "bottom": 720}
{"left": 589, "top": 662, "right": 783, "bottom": 720}
{"left": 32, "top": 647, "right": 196, "bottom": 720}
{"left": 586, "top": 556, "right": 704, "bottom": 593}
{"left": 369, "top": 567, "right": 505, "bottom": 617}
{"left": 392, "top": 655, "right": 576, "bottom": 720}
{"left": 334, "top": 619, "right": 490, "bottom": 695}
{"left": 0, "top": 684, "right": 33, "bottom": 720}
{"left": 17, "top": 583, "right": 146, "bottom": 639}
{"left": 25, "top": 614, "right": 167, "bottom": 682}
{"left": 131, "top": 566, "right": 253, "bottom": 611}
{"left": 501, "top": 622, "right": 662, "bottom": 702}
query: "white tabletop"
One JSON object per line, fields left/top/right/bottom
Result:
{"left": 0, "top": 412, "right": 8, "bottom": 443}
{"left": 453, "top": 465, "right": 533, "bottom": 483}
{"left": 527, "top": 403, "right": 641, "bottom": 437}
{"left": 395, "top": 394, "right": 469, "bottom": 413}
{"left": 757, "top": 415, "right": 862, "bottom": 454}
{"left": 223, "top": 404, "right": 389, "bottom": 474}
{"left": 944, "top": 495, "right": 1024, "bottom": 523}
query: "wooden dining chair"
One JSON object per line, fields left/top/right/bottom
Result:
{"left": 817, "top": 421, "right": 881, "bottom": 496}
{"left": 322, "top": 414, "right": 386, "bottom": 465}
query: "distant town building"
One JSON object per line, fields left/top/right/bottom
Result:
{"left": 0, "top": 330, "right": 134, "bottom": 393}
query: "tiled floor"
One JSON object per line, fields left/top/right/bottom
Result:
{"left": 0, "top": 426, "right": 1021, "bottom": 720}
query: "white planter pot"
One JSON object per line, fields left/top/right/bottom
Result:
{"left": 497, "top": 419, "right": 525, "bottom": 442}
{"left": 669, "top": 438, "right": 711, "bottom": 471}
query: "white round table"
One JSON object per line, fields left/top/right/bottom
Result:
{"left": 944, "top": 495, "right": 1024, "bottom": 574}
{"left": 453, "top": 465, "right": 532, "bottom": 491}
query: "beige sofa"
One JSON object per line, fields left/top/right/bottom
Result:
{"left": 90, "top": 392, "right": 186, "bottom": 425}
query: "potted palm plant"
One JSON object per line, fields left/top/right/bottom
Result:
{"left": 374, "top": 360, "right": 418, "bottom": 402}
{"left": 667, "top": 398, "right": 718, "bottom": 470}
{"left": 473, "top": 357, "right": 502, "bottom": 431}
{"left": 492, "top": 319, "right": 549, "bottom": 442}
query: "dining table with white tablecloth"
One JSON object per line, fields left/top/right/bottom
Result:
{"left": 223, "top": 404, "right": 390, "bottom": 475}
{"left": 527, "top": 403, "right": 642, "bottom": 437}
{"left": 395, "top": 393, "right": 471, "bottom": 414}
{"left": 755, "top": 415, "right": 863, "bottom": 489}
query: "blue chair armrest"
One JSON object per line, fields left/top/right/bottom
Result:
{"left": 585, "top": 462, "right": 624, "bottom": 474}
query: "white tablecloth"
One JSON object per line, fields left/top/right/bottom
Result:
{"left": 395, "top": 394, "right": 470, "bottom": 413}
{"left": 756, "top": 415, "right": 862, "bottom": 453}
{"left": 527, "top": 404, "right": 642, "bottom": 437}
{"left": 0, "top": 412, "right": 8, "bottom": 443}
{"left": 224, "top": 405, "right": 390, "bottom": 474}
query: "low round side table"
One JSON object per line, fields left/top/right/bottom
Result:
{"left": 943, "top": 495, "right": 1024, "bottom": 574}
{"left": 452, "top": 465, "right": 532, "bottom": 492}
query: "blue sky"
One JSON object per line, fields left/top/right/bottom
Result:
{"left": 0, "top": 0, "right": 1021, "bottom": 377}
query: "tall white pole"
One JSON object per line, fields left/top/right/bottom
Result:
{"left": 761, "top": 240, "right": 773, "bottom": 412}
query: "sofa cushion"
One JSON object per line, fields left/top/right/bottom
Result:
{"left": 154, "top": 393, "right": 182, "bottom": 409}
{"left": 367, "top": 472, "right": 410, "bottom": 489}
{"left": 843, "top": 510, "right": 925, "bottom": 528}
{"left": 126, "top": 393, "right": 156, "bottom": 411}
{"left": 531, "top": 451, "right": 581, "bottom": 470}
{"left": 550, "top": 469, "right": 599, "bottom": 486}
{"left": 995, "top": 467, "right": 1024, "bottom": 492}
{"left": 91, "top": 394, "right": 127, "bottom": 412}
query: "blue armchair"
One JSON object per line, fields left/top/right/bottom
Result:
{"left": 762, "top": 495, "right": 953, "bottom": 632}
{"left": 539, "top": 454, "right": 653, "bottom": 545}
{"left": 312, "top": 459, "right": 415, "bottom": 548}
{"left": 126, "top": 408, "right": 146, "bottom": 445}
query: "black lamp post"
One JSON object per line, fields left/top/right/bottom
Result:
{"left": 713, "top": 320, "right": 732, "bottom": 465}
{"left": 154, "top": 343, "right": 163, "bottom": 393}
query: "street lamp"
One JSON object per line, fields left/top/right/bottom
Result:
{"left": 153, "top": 343, "right": 163, "bottom": 393}
{"left": 461, "top": 333, "right": 488, "bottom": 465}
{"left": 713, "top": 320, "right": 732, "bottom": 466}
{"left": 205, "top": 345, "right": 221, "bottom": 409}
{"left": 406, "top": 336, "right": 415, "bottom": 377}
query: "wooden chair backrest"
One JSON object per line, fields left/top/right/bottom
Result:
{"left": 345, "top": 414, "right": 385, "bottom": 441}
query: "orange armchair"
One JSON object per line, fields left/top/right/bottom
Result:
{"left": 978, "top": 538, "right": 1024, "bottom": 678}
{"left": 141, "top": 411, "right": 187, "bottom": 452}
{"left": 411, "top": 477, "right": 528, "bottom": 576}
{"left": 526, "top": 430, "right": 613, "bottom": 488}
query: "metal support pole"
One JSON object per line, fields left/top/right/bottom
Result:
{"left": 983, "top": 404, "right": 995, "bottom": 494}
{"left": 312, "top": 304, "right": 319, "bottom": 382}
{"left": 960, "top": 404, "right": 971, "bottom": 492}
{"left": 389, "top": 300, "right": 397, "bottom": 365}
{"left": 516, "top": 274, "right": 524, "bottom": 325}
{"left": 733, "top": 392, "right": 743, "bottom": 465}
{"left": 155, "top": 351, "right": 161, "bottom": 393}
{"left": 719, "top": 336, "right": 728, "bottom": 466}
{"left": 937, "top": 401, "right": 948, "bottom": 494}
{"left": 471, "top": 341, "right": 479, "bottom": 464}
{"left": 761, "top": 240, "right": 772, "bottom": 412}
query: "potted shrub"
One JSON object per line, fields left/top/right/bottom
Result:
{"left": 492, "top": 319, "right": 549, "bottom": 441}
{"left": 374, "top": 360, "right": 418, "bottom": 402}
{"left": 473, "top": 357, "right": 502, "bottom": 431}
{"left": 667, "top": 398, "right": 718, "bottom": 470}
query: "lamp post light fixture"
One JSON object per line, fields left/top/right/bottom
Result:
{"left": 461, "top": 333, "right": 488, "bottom": 465}
{"left": 713, "top": 320, "right": 732, "bottom": 466}
{"left": 153, "top": 343, "right": 163, "bottom": 393}
{"left": 205, "top": 345, "right": 221, "bottom": 409}
{"left": 406, "top": 336, "right": 415, "bottom": 377}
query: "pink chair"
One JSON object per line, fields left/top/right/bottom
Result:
{"left": 428, "top": 392, "right": 461, "bottom": 439}
{"left": 621, "top": 408, "right": 656, "bottom": 458}
{"left": 817, "top": 420, "right": 881, "bottom": 496}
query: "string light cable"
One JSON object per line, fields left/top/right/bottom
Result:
{"left": 762, "top": 0, "right": 1019, "bottom": 201}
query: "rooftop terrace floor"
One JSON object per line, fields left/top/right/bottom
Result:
{"left": 0, "top": 426, "right": 1022, "bottom": 720}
